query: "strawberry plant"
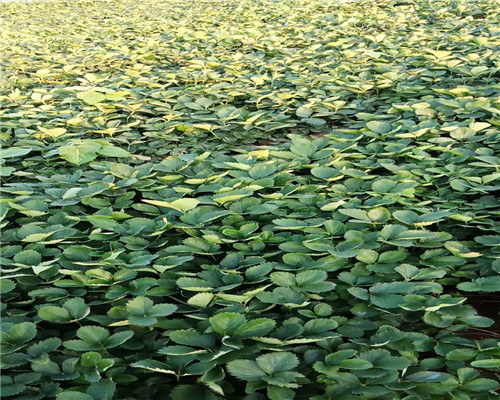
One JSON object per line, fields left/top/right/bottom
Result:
{"left": 1, "top": 0, "right": 500, "bottom": 399}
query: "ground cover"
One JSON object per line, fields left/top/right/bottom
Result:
{"left": 1, "top": 0, "right": 500, "bottom": 399}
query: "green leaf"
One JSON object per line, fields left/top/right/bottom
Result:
{"left": 106, "top": 331, "right": 134, "bottom": 348}
{"left": 76, "top": 326, "right": 109, "bottom": 345}
{"left": 149, "top": 303, "right": 177, "bottom": 317}
{"left": 169, "top": 198, "right": 200, "bottom": 212}
{"left": 366, "top": 121, "right": 392, "bottom": 134}
{"left": 234, "top": 318, "right": 276, "bottom": 338}
{"left": 169, "top": 329, "right": 215, "bottom": 348}
{"left": 470, "top": 359, "right": 500, "bottom": 369}
{"left": 86, "top": 379, "right": 116, "bottom": 400}
{"left": 464, "top": 378, "right": 499, "bottom": 392}
{"left": 256, "top": 352, "right": 299, "bottom": 374}
{"left": 59, "top": 142, "right": 101, "bottom": 165}
{"left": 98, "top": 146, "right": 131, "bottom": 158}
{"left": 38, "top": 306, "right": 71, "bottom": 323}
{"left": 13, "top": 250, "right": 41, "bottom": 265}
{"left": 126, "top": 296, "right": 153, "bottom": 315}
{"left": 446, "top": 349, "right": 477, "bottom": 361}
{"left": 57, "top": 393, "right": 94, "bottom": 400}
{"left": 325, "top": 350, "right": 358, "bottom": 364}
{"left": 406, "top": 371, "right": 450, "bottom": 382}
{"left": 450, "top": 127, "right": 476, "bottom": 141}
{"left": 338, "top": 208, "right": 370, "bottom": 221}
{"left": 273, "top": 218, "right": 309, "bottom": 229}
{"left": 143, "top": 198, "right": 199, "bottom": 212}
{"left": 0, "top": 279, "right": 16, "bottom": 294}
{"left": 0, "top": 147, "right": 32, "bottom": 159}
{"left": 372, "top": 179, "right": 397, "bottom": 193}
{"left": 356, "top": 249, "right": 378, "bottom": 264}
{"left": 76, "top": 91, "right": 106, "bottom": 105}
{"left": 130, "top": 360, "right": 175, "bottom": 374}
{"left": 392, "top": 210, "right": 419, "bottom": 225}
{"left": 458, "top": 368, "right": 479, "bottom": 384}
{"left": 370, "top": 282, "right": 413, "bottom": 294}
{"left": 295, "top": 270, "right": 334, "bottom": 292}
{"left": 128, "top": 315, "right": 157, "bottom": 326}
{"left": 378, "top": 250, "right": 407, "bottom": 263}
{"left": 26, "top": 338, "right": 61, "bottom": 359}
{"left": 475, "top": 236, "right": 500, "bottom": 246}
{"left": 271, "top": 272, "right": 295, "bottom": 287}
{"left": 296, "top": 106, "right": 313, "bottom": 118}
{"left": 457, "top": 277, "right": 500, "bottom": 292}
{"left": 338, "top": 359, "right": 373, "bottom": 370}
{"left": 289, "top": 137, "right": 317, "bottom": 158}
{"left": 249, "top": 164, "right": 277, "bottom": 179}
{"left": 209, "top": 313, "right": 246, "bottom": 336}
{"left": 268, "top": 386, "right": 295, "bottom": 400}
{"left": 367, "top": 207, "right": 390, "bottom": 222}
{"left": 64, "top": 298, "right": 90, "bottom": 320}
{"left": 1, "top": 380, "right": 25, "bottom": 397}
{"left": 303, "top": 319, "right": 338, "bottom": 334}
{"left": 6, "top": 322, "right": 37, "bottom": 344}
{"left": 226, "top": 359, "right": 266, "bottom": 381}
{"left": 395, "top": 264, "right": 419, "bottom": 280}
{"left": 187, "top": 293, "right": 214, "bottom": 308}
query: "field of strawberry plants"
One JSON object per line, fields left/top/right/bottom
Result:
{"left": 1, "top": 0, "right": 500, "bottom": 399}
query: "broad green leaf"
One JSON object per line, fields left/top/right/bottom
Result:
{"left": 0, "top": 147, "right": 32, "bottom": 159}
{"left": 169, "top": 329, "right": 215, "bottom": 348}
{"left": 226, "top": 359, "right": 266, "bottom": 381}
{"left": 126, "top": 297, "right": 154, "bottom": 315}
{"left": 366, "top": 121, "right": 392, "bottom": 134}
{"left": 406, "top": 371, "right": 450, "bottom": 382}
{"left": 209, "top": 313, "right": 246, "bottom": 336}
{"left": 143, "top": 198, "right": 199, "bottom": 212}
{"left": 457, "top": 277, "right": 500, "bottom": 292}
{"left": 130, "top": 360, "right": 175, "bottom": 374}
{"left": 450, "top": 127, "right": 475, "bottom": 140}
{"left": 64, "top": 298, "right": 90, "bottom": 320}
{"left": 13, "top": 250, "right": 41, "bottom": 265}
{"left": 86, "top": 379, "right": 116, "bottom": 400}
{"left": 149, "top": 303, "right": 177, "bottom": 317}
{"left": 76, "top": 91, "right": 106, "bottom": 105}
{"left": 59, "top": 142, "right": 101, "bottom": 165}
{"left": 106, "top": 331, "right": 134, "bottom": 348}
{"left": 463, "top": 378, "right": 499, "bottom": 392}
{"left": 38, "top": 306, "right": 71, "bottom": 323}
{"left": 0, "top": 280, "right": 16, "bottom": 294}
{"left": 296, "top": 106, "right": 313, "bottom": 118}
{"left": 187, "top": 293, "right": 214, "bottom": 308}
{"left": 234, "top": 318, "right": 276, "bottom": 338}
{"left": 475, "top": 236, "right": 500, "bottom": 246}
{"left": 311, "top": 167, "right": 342, "bottom": 180}
{"left": 98, "top": 146, "right": 131, "bottom": 158}
{"left": 76, "top": 326, "right": 109, "bottom": 345}
{"left": 290, "top": 137, "right": 317, "bottom": 158}
{"left": 249, "top": 164, "right": 277, "bottom": 179}
{"left": 256, "top": 352, "right": 299, "bottom": 374}
{"left": 338, "top": 359, "right": 373, "bottom": 370}
{"left": 268, "top": 386, "right": 295, "bottom": 400}
{"left": 273, "top": 218, "right": 309, "bottom": 229}
{"left": 169, "top": 198, "right": 200, "bottom": 212}
{"left": 470, "top": 359, "right": 500, "bottom": 369}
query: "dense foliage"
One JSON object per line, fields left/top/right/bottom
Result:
{"left": 1, "top": 0, "right": 500, "bottom": 399}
